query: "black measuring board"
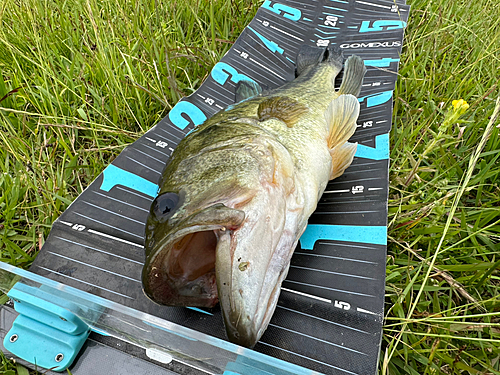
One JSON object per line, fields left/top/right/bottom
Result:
{"left": 29, "top": 1, "right": 410, "bottom": 374}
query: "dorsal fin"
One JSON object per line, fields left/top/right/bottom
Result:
{"left": 257, "top": 96, "right": 308, "bottom": 128}
{"left": 235, "top": 80, "right": 263, "bottom": 103}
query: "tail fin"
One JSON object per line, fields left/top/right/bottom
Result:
{"left": 337, "top": 55, "right": 366, "bottom": 96}
{"left": 296, "top": 44, "right": 344, "bottom": 76}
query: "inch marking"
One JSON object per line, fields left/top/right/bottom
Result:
{"left": 140, "top": 142, "right": 169, "bottom": 157}
{"left": 92, "top": 191, "right": 149, "bottom": 213}
{"left": 281, "top": 287, "right": 332, "bottom": 303}
{"left": 317, "top": 241, "right": 377, "bottom": 250}
{"left": 82, "top": 201, "right": 145, "bottom": 225}
{"left": 364, "top": 58, "right": 400, "bottom": 67}
{"left": 168, "top": 101, "right": 207, "bottom": 130}
{"left": 293, "top": 251, "right": 378, "bottom": 265}
{"left": 88, "top": 229, "right": 144, "bottom": 248}
{"left": 290, "top": 265, "right": 376, "bottom": 280}
{"left": 37, "top": 266, "right": 134, "bottom": 299}
{"left": 269, "top": 25, "right": 304, "bottom": 41}
{"left": 284, "top": 280, "right": 376, "bottom": 297}
{"left": 278, "top": 305, "right": 369, "bottom": 334}
{"left": 261, "top": 0, "right": 302, "bottom": 21}
{"left": 356, "top": 0, "right": 391, "bottom": 9}
{"left": 186, "top": 307, "right": 213, "bottom": 316}
{"left": 55, "top": 236, "right": 143, "bottom": 264}
{"left": 155, "top": 127, "right": 182, "bottom": 142}
{"left": 211, "top": 62, "right": 257, "bottom": 86}
{"left": 116, "top": 186, "right": 154, "bottom": 200}
{"left": 249, "top": 57, "right": 286, "bottom": 80}
{"left": 125, "top": 156, "right": 162, "bottom": 174}
{"left": 358, "top": 90, "right": 393, "bottom": 107}
{"left": 241, "top": 40, "right": 288, "bottom": 78}
{"left": 73, "top": 212, "right": 143, "bottom": 239}
{"left": 324, "top": 6, "right": 348, "bottom": 12}
{"left": 133, "top": 148, "right": 164, "bottom": 164}
{"left": 359, "top": 20, "right": 407, "bottom": 33}
{"left": 324, "top": 189, "right": 349, "bottom": 193}
{"left": 357, "top": 307, "right": 379, "bottom": 315}
{"left": 368, "top": 187, "right": 383, "bottom": 191}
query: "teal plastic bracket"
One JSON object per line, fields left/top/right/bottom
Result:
{"left": 3, "top": 282, "right": 101, "bottom": 372}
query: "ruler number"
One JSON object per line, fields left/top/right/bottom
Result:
{"left": 316, "top": 39, "right": 329, "bottom": 47}
{"left": 72, "top": 224, "right": 86, "bottom": 231}
{"left": 334, "top": 300, "right": 351, "bottom": 310}
{"left": 324, "top": 15, "right": 338, "bottom": 27}
{"left": 351, "top": 186, "right": 364, "bottom": 194}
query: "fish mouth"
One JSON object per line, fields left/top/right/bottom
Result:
{"left": 142, "top": 203, "right": 246, "bottom": 308}
{"left": 142, "top": 227, "right": 220, "bottom": 307}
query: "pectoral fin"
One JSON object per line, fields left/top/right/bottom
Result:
{"left": 258, "top": 96, "right": 308, "bottom": 128}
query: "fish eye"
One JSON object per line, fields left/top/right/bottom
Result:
{"left": 152, "top": 192, "right": 180, "bottom": 220}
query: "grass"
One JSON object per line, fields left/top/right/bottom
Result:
{"left": 0, "top": 0, "right": 499, "bottom": 374}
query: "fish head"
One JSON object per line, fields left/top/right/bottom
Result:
{"left": 142, "top": 189, "right": 246, "bottom": 308}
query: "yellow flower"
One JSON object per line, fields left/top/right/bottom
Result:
{"left": 452, "top": 99, "right": 469, "bottom": 112}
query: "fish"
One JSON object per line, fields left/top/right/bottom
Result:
{"left": 142, "top": 44, "right": 366, "bottom": 348}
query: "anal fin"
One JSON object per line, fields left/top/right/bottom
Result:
{"left": 330, "top": 142, "right": 357, "bottom": 180}
{"left": 325, "top": 94, "right": 360, "bottom": 149}
{"left": 258, "top": 96, "right": 308, "bottom": 128}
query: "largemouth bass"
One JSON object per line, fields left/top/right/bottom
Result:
{"left": 142, "top": 45, "right": 366, "bottom": 348}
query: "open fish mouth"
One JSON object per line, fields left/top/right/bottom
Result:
{"left": 142, "top": 203, "right": 246, "bottom": 308}
{"left": 142, "top": 226, "right": 220, "bottom": 308}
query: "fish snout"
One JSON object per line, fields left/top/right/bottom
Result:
{"left": 223, "top": 311, "right": 261, "bottom": 348}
